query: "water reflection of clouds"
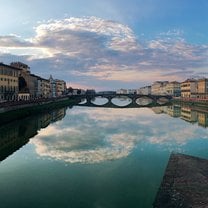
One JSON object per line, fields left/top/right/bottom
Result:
{"left": 31, "top": 107, "right": 208, "bottom": 164}
{"left": 32, "top": 124, "right": 138, "bottom": 164}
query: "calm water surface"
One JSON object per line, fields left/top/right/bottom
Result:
{"left": 0, "top": 100, "right": 208, "bottom": 208}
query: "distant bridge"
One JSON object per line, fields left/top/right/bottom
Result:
{"left": 72, "top": 93, "right": 173, "bottom": 108}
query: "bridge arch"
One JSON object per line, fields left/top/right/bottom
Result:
{"left": 156, "top": 97, "right": 171, "bottom": 105}
{"left": 136, "top": 96, "right": 154, "bottom": 106}
{"left": 90, "top": 96, "right": 109, "bottom": 106}
{"left": 111, "top": 96, "right": 132, "bottom": 107}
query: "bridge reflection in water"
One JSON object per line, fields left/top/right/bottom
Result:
{"left": 0, "top": 101, "right": 208, "bottom": 165}
{"left": 75, "top": 93, "right": 173, "bottom": 108}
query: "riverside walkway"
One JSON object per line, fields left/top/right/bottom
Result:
{"left": 153, "top": 153, "right": 208, "bottom": 208}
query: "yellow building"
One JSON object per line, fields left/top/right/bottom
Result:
{"left": 180, "top": 79, "right": 197, "bottom": 98}
{"left": 0, "top": 63, "right": 20, "bottom": 101}
{"left": 197, "top": 78, "right": 208, "bottom": 99}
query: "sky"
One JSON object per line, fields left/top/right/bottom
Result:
{"left": 0, "top": 0, "right": 208, "bottom": 90}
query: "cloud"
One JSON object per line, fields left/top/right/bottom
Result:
{"left": 30, "top": 106, "right": 208, "bottom": 164}
{"left": 32, "top": 121, "right": 139, "bottom": 164}
{"left": 0, "top": 17, "right": 208, "bottom": 89}
{"left": 0, "top": 35, "right": 32, "bottom": 47}
{"left": 31, "top": 17, "right": 139, "bottom": 56}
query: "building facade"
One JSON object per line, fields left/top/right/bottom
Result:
{"left": 197, "top": 78, "right": 208, "bottom": 99}
{"left": 151, "top": 81, "right": 169, "bottom": 95}
{"left": 18, "top": 92, "right": 30, "bottom": 101}
{"left": 49, "top": 75, "right": 56, "bottom": 98}
{"left": 55, "top": 79, "right": 66, "bottom": 96}
{"left": 181, "top": 106, "right": 198, "bottom": 123}
{"left": 137, "top": 86, "right": 151, "bottom": 95}
{"left": 29, "top": 74, "right": 38, "bottom": 99}
{"left": 181, "top": 79, "right": 197, "bottom": 98}
{"left": 10, "top": 62, "right": 36, "bottom": 99}
{"left": 0, "top": 63, "right": 20, "bottom": 101}
{"left": 166, "top": 81, "right": 181, "bottom": 97}
{"left": 116, "top": 89, "right": 128, "bottom": 94}
{"left": 127, "top": 89, "right": 137, "bottom": 94}
{"left": 198, "top": 112, "right": 208, "bottom": 128}
{"left": 1, "top": 62, "right": 68, "bottom": 102}
{"left": 37, "top": 77, "right": 50, "bottom": 98}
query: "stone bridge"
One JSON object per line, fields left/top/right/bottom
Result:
{"left": 72, "top": 93, "right": 173, "bottom": 108}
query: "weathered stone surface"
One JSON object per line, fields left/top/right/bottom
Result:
{"left": 153, "top": 153, "right": 208, "bottom": 208}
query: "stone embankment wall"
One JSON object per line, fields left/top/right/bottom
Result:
{"left": 0, "top": 97, "right": 79, "bottom": 125}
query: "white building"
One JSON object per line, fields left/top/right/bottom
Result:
{"left": 166, "top": 81, "right": 181, "bottom": 97}
{"left": 127, "top": 89, "right": 137, "bottom": 94}
{"left": 151, "top": 81, "right": 169, "bottom": 95}
{"left": 137, "top": 86, "right": 151, "bottom": 95}
{"left": 116, "top": 89, "right": 128, "bottom": 94}
{"left": 37, "top": 77, "right": 50, "bottom": 98}
{"left": 49, "top": 75, "right": 56, "bottom": 98}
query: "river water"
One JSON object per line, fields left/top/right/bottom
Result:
{"left": 0, "top": 98, "right": 208, "bottom": 208}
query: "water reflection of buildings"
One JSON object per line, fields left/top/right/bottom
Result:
{"left": 198, "top": 112, "right": 208, "bottom": 128}
{"left": 152, "top": 105, "right": 208, "bottom": 128}
{"left": 166, "top": 105, "right": 181, "bottom": 118}
{"left": 180, "top": 107, "right": 197, "bottom": 123}
{"left": 0, "top": 108, "right": 66, "bottom": 162}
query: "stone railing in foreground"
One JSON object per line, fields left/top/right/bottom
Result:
{"left": 153, "top": 153, "right": 208, "bottom": 208}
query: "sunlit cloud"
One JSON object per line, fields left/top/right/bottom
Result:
{"left": 0, "top": 17, "right": 208, "bottom": 88}
{"left": 75, "top": 66, "right": 180, "bottom": 82}
{"left": 0, "top": 35, "right": 32, "bottom": 47}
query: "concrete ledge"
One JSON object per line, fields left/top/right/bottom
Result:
{"left": 153, "top": 153, "right": 208, "bottom": 208}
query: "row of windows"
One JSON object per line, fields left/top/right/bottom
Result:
{"left": 0, "top": 68, "right": 19, "bottom": 77}
{"left": 0, "top": 86, "right": 18, "bottom": 93}
{"left": 0, "top": 94, "right": 18, "bottom": 101}
{"left": 181, "top": 84, "right": 191, "bottom": 87}
{"left": 0, "top": 78, "right": 17, "bottom": 82}
{"left": 40, "top": 84, "right": 50, "bottom": 88}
